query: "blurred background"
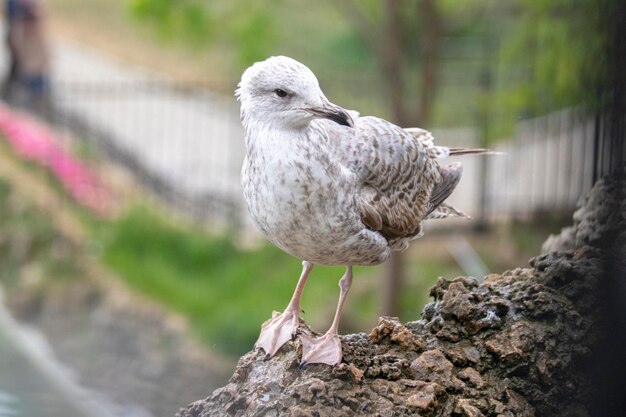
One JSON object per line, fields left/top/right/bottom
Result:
{"left": 0, "top": 0, "right": 623, "bottom": 416}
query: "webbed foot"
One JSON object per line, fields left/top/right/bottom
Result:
{"left": 299, "top": 331, "right": 342, "bottom": 366}
{"left": 255, "top": 309, "right": 301, "bottom": 358}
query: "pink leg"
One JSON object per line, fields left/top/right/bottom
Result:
{"left": 300, "top": 266, "right": 353, "bottom": 366}
{"left": 255, "top": 261, "right": 314, "bottom": 358}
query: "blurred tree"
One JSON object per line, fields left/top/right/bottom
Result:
{"left": 129, "top": 0, "right": 279, "bottom": 66}
{"left": 485, "top": 0, "right": 609, "bottom": 141}
{"left": 334, "top": 0, "right": 443, "bottom": 127}
{"left": 505, "top": 0, "right": 601, "bottom": 112}
{"left": 333, "top": 0, "right": 445, "bottom": 316}
{"left": 332, "top": 0, "right": 612, "bottom": 312}
{"left": 129, "top": 0, "right": 213, "bottom": 46}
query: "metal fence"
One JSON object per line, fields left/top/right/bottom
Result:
{"left": 50, "top": 80, "right": 246, "bottom": 227}
{"left": 42, "top": 78, "right": 601, "bottom": 230}
{"left": 486, "top": 107, "right": 597, "bottom": 220}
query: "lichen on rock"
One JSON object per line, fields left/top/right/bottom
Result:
{"left": 177, "top": 177, "right": 624, "bottom": 417}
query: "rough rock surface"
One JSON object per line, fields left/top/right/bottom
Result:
{"left": 177, "top": 177, "right": 624, "bottom": 417}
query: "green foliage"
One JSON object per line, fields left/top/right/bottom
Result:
{"left": 0, "top": 178, "right": 80, "bottom": 289}
{"left": 488, "top": 0, "right": 607, "bottom": 139}
{"left": 130, "top": 0, "right": 213, "bottom": 46}
{"left": 324, "top": 30, "right": 373, "bottom": 68}
{"left": 128, "top": 0, "right": 284, "bottom": 66}
{"left": 429, "top": 0, "right": 609, "bottom": 141}
{"left": 229, "top": 6, "right": 278, "bottom": 66}
{"left": 499, "top": 1, "right": 595, "bottom": 114}
{"left": 400, "top": 258, "right": 461, "bottom": 320}
{"left": 0, "top": 177, "right": 10, "bottom": 201}
{"left": 94, "top": 207, "right": 381, "bottom": 355}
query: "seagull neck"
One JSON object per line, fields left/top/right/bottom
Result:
{"left": 245, "top": 118, "right": 311, "bottom": 140}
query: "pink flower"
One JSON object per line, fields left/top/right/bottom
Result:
{"left": 0, "top": 103, "right": 116, "bottom": 218}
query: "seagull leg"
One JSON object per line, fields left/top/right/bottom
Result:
{"left": 300, "top": 266, "right": 353, "bottom": 366}
{"left": 256, "top": 261, "right": 314, "bottom": 358}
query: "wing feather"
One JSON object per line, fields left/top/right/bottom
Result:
{"left": 350, "top": 117, "right": 440, "bottom": 241}
{"left": 321, "top": 116, "right": 466, "bottom": 245}
{"left": 425, "top": 162, "right": 462, "bottom": 216}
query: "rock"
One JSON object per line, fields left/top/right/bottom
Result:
{"left": 369, "top": 316, "right": 423, "bottom": 351}
{"left": 405, "top": 381, "right": 445, "bottom": 413}
{"left": 542, "top": 176, "right": 625, "bottom": 252}
{"left": 484, "top": 322, "right": 532, "bottom": 366}
{"left": 176, "top": 177, "right": 624, "bottom": 417}
{"left": 458, "top": 367, "right": 485, "bottom": 388}
{"left": 410, "top": 349, "right": 463, "bottom": 390}
{"left": 455, "top": 398, "right": 485, "bottom": 417}
{"left": 445, "top": 343, "right": 481, "bottom": 366}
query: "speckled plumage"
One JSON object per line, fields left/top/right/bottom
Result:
{"left": 236, "top": 56, "right": 487, "bottom": 365}
{"left": 238, "top": 56, "right": 466, "bottom": 266}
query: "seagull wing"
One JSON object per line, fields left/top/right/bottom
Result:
{"left": 424, "top": 162, "right": 463, "bottom": 216}
{"left": 342, "top": 116, "right": 447, "bottom": 247}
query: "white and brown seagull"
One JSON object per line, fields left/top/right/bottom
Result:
{"left": 237, "top": 56, "right": 491, "bottom": 366}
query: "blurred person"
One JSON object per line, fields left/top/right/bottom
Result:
{"left": 2, "top": 0, "right": 18, "bottom": 97}
{"left": 2, "top": 0, "right": 50, "bottom": 112}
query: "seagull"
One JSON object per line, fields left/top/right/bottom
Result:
{"left": 236, "top": 56, "right": 491, "bottom": 366}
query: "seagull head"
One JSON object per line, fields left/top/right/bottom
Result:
{"left": 236, "top": 56, "right": 354, "bottom": 131}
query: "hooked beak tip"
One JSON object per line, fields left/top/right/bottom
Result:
{"left": 306, "top": 103, "right": 354, "bottom": 128}
{"left": 326, "top": 110, "right": 354, "bottom": 128}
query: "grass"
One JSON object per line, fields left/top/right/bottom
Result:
{"left": 94, "top": 206, "right": 470, "bottom": 356}
{"left": 93, "top": 206, "right": 388, "bottom": 355}
{"left": 0, "top": 178, "right": 82, "bottom": 291}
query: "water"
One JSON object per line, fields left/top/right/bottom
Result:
{"left": 0, "top": 325, "right": 90, "bottom": 417}
{"left": 0, "top": 285, "right": 141, "bottom": 417}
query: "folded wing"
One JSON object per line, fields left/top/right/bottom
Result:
{"left": 345, "top": 117, "right": 442, "bottom": 249}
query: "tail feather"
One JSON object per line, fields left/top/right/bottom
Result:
{"left": 448, "top": 147, "right": 503, "bottom": 156}
{"left": 404, "top": 126, "right": 504, "bottom": 158}
{"left": 425, "top": 203, "right": 471, "bottom": 220}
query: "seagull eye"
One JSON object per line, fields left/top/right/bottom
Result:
{"left": 274, "top": 89, "right": 288, "bottom": 98}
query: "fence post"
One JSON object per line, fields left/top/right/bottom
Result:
{"left": 474, "top": 35, "right": 494, "bottom": 232}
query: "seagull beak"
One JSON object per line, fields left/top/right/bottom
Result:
{"left": 306, "top": 101, "right": 354, "bottom": 128}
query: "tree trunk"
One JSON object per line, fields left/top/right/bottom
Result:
{"left": 383, "top": 0, "right": 443, "bottom": 318}
{"left": 332, "top": 0, "right": 445, "bottom": 321}
{"left": 416, "top": 0, "right": 442, "bottom": 126}
{"left": 382, "top": 0, "right": 408, "bottom": 126}
{"left": 380, "top": 0, "right": 409, "bottom": 318}
{"left": 475, "top": 37, "right": 493, "bottom": 232}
